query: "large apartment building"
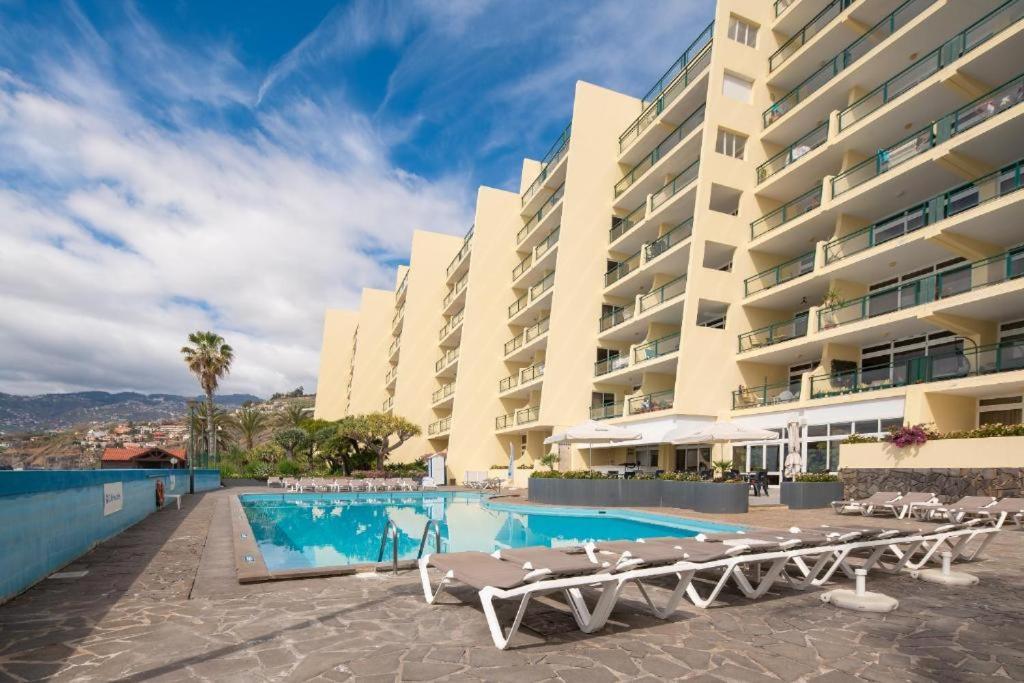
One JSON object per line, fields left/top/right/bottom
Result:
{"left": 316, "top": 0, "right": 1024, "bottom": 483}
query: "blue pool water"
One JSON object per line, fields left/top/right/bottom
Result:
{"left": 240, "top": 492, "right": 743, "bottom": 571}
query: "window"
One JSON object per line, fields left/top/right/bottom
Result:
{"left": 728, "top": 16, "right": 758, "bottom": 47}
{"left": 591, "top": 392, "right": 615, "bottom": 408}
{"left": 716, "top": 129, "right": 747, "bottom": 159}
{"left": 979, "top": 396, "right": 1023, "bottom": 426}
{"left": 722, "top": 72, "right": 753, "bottom": 103}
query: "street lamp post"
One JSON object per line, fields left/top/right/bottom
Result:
{"left": 187, "top": 402, "right": 196, "bottom": 494}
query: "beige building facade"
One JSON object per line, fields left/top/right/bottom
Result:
{"left": 316, "top": 0, "right": 1024, "bottom": 483}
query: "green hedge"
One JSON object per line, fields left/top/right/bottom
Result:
{"left": 793, "top": 473, "right": 839, "bottom": 482}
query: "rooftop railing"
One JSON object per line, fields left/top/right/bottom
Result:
{"left": 627, "top": 389, "right": 674, "bottom": 415}
{"left": 427, "top": 416, "right": 452, "bottom": 436}
{"left": 431, "top": 383, "right": 455, "bottom": 404}
{"left": 756, "top": 121, "right": 827, "bottom": 183}
{"left": 604, "top": 250, "right": 641, "bottom": 287}
{"left": 594, "top": 354, "right": 629, "bottom": 377}
{"left": 645, "top": 218, "right": 693, "bottom": 261}
{"left": 650, "top": 158, "right": 700, "bottom": 211}
{"left": 518, "top": 183, "right": 565, "bottom": 244}
{"left": 639, "top": 274, "right": 686, "bottom": 313}
{"left": 738, "top": 314, "right": 809, "bottom": 353}
{"left": 633, "top": 332, "right": 680, "bottom": 364}
{"left": 769, "top": 0, "right": 857, "bottom": 72}
{"left": 818, "top": 248, "right": 1024, "bottom": 330}
{"left": 839, "top": 0, "right": 1024, "bottom": 132}
{"left": 832, "top": 73, "right": 1024, "bottom": 198}
{"left": 438, "top": 308, "right": 465, "bottom": 340}
{"left": 590, "top": 403, "right": 624, "bottom": 420}
{"left": 446, "top": 229, "right": 473, "bottom": 279}
{"left": 599, "top": 304, "right": 635, "bottom": 332}
{"left": 535, "top": 226, "right": 560, "bottom": 260}
{"left": 825, "top": 158, "right": 1024, "bottom": 265}
{"left": 614, "top": 105, "right": 705, "bottom": 196}
{"left": 763, "top": 0, "right": 931, "bottom": 129}
{"left": 619, "top": 24, "right": 714, "bottom": 151}
{"left": 521, "top": 123, "right": 572, "bottom": 206}
{"left": 750, "top": 185, "right": 822, "bottom": 240}
{"left": 810, "top": 340, "right": 1024, "bottom": 399}
{"left": 733, "top": 381, "right": 799, "bottom": 409}
{"left": 609, "top": 203, "right": 645, "bottom": 243}
{"left": 744, "top": 252, "right": 814, "bottom": 296}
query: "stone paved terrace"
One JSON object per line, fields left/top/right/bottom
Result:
{"left": 1, "top": 486, "right": 1023, "bottom": 682}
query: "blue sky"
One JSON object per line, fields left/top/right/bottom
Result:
{"left": 0, "top": 0, "right": 713, "bottom": 397}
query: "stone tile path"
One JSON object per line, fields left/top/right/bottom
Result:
{"left": 1, "top": 487, "right": 1023, "bottom": 681}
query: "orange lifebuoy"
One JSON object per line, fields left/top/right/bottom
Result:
{"left": 156, "top": 479, "right": 165, "bottom": 507}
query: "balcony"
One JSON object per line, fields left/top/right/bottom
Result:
{"left": 599, "top": 275, "right": 687, "bottom": 338}
{"left": 435, "top": 347, "right": 459, "bottom": 377}
{"left": 627, "top": 390, "right": 674, "bottom": 415}
{"left": 769, "top": 0, "right": 857, "bottom": 73}
{"left": 619, "top": 22, "right": 713, "bottom": 153}
{"left": 438, "top": 308, "right": 465, "bottom": 346}
{"left": 832, "top": 74, "right": 1024, "bottom": 198}
{"left": 385, "top": 366, "right": 398, "bottom": 388}
{"left": 738, "top": 314, "right": 809, "bottom": 353}
{"left": 596, "top": 333, "right": 682, "bottom": 385}
{"left": 515, "top": 406, "right": 540, "bottom": 425}
{"left": 599, "top": 304, "right": 634, "bottom": 333}
{"left": 391, "top": 304, "right": 405, "bottom": 334}
{"left": 614, "top": 104, "right": 705, "bottom": 199}
{"left": 431, "top": 382, "right": 455, "bottom": 407}
{"left": 504, "top": 317, "right": 550, "bottom": 360}
{"left": 651, "top": 158, "right": 700, "bottom": 212}
{"left": 604, "top": 250, "right": 641, "bottom": 288}
{"left": 442, "top": 274, "right": 468, "bottom": 314}
{"left": 511, "top": 253, "right": 532, "bottom": 282}
{"left": 509, "top": 270, "right": 555, "bottom": 325}
{"left": 517, "top": 183, "right": 564, "bottom": 248}
{"left": 388, "top": 338, "right": 400, "bottom": 362}
{"left": 382, "top": 396, "right": 394, "bottom": 413}
{"left": 645, "top": 218, "right": 693, "bottom": 262}
{"left": 521, "top": 123, "right": 571, "bottom": 210}
{"left": 446, "top": 229, "right": 473, "bottom": 283}
{"left": 756, "top": 121, "right": 827, "bottom": 184}
{"left": 507, "top": 293, "right": 527, "bottom": 320}
{"left": 495, "top": 414, "right": 514, "bottom": 430}
{"left": 750, "top": 186, "right": 821, "bottom": 241}
{"left": 499, "top": 363, "right": 545, "bottom": 396}
{"left": 428, "top": 416, "right": 452, "bottom": 437}
{"left": 395, "top": 271, "right": 409, "bottom": 304}
{"left": 639, "top": 274, "right": 686, "bottom": 313}
{"left": 763, "top": 0, "right": 932, "bottom": 130}
{"left": 744, "top": 252, "right": 814, "bottom": 297}
{"left": 634, "top": 333, "right": 680, "bottom": 365}
{"left": 817, "top": 248, "right": 1024, "bottom": 331}
{"left": 594, "top": 355, "right": 629, "bottom": 377}
{"left": 838, "top": 0, "right": 1024, "bottom": 133}
{"left": 825, "top": 160, "right": 1024, "bottom": 266}
{"left": 590, "top": 403, "right": 624, "bottom": 420}
{"left": 733, "top": 381, "right": 800, "bottom": 410}
{"left": 810, "top": 339, "right": 1024, "bottom": 399}
{"left": 609, "top": 203, "right": 645, "bottom": 244}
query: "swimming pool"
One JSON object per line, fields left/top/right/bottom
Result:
{"left": 239, "top": 492, "right": 743, "bottom": 572}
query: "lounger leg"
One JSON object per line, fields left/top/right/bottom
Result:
{"left": 479, "top": 587, "right": 531, "bottom": 650}
{"left": 686, "top": 568, "right": 736, "bottom": 608}
{"left": 418, "top": 558, "right": 453, "bottom": 604}
{"left": 630, "top": 570, "right": 697, "bottom": 618}
{"left": 564, "top": 582, "right": 622, "bottom": 632}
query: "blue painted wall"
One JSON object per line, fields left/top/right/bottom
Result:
{"left": 0, "top": 468, "right": 220, "bottom": 603}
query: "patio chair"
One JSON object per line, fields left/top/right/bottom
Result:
{"left": 950, "top": 498, "right": 1024, "bottom": 528}
{"left": 266, "top": 476, "right": 282, "bottom": 487}
{"left": 869, "top": 491, "right": 938, "bottom": 519}
{"left": 830, "top": 491, "right": 901, "bottom": 515}
{"left": 421, "top": 476, "right": 438, "bottom": 489}
{"left": 925, "top": 496, "right": 997, "bottom": 522}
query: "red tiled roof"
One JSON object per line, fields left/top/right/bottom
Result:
{"left": 101, "top": 447, "right": 187, "bottom": 462}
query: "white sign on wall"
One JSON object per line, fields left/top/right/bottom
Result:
{"left": 169, "top": 475, "right": 177, "bottom": 492}
{"left": 103, "top": 482, "right": 124, "bottom": 516}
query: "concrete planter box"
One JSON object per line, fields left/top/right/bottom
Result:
{"left": 659, "top": 481, "right": 694, "bottom": 509}
{"left": 691, "top": 482, "right": 748, "bottom": 513}
{"left": 780, "top": 481, "right": 845, "bottom": 509}
{"left": 528, "top": 478, "right": 748, "bottom": 513}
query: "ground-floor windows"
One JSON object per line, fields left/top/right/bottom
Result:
{"left": 626, "top": 446, "right": 659, "bottom": 468}
{"left": 675, "top": 447, "right": 711, "bottom": 473}
{"left": 804, "top": 418, "right": 903, "bottom": 472}
{"left": 978, "top": 396, "right": 1023, "bottom": 425}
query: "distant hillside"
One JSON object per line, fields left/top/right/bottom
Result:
{"left": 0, "top": 391, "right": 262, "bottom": 433}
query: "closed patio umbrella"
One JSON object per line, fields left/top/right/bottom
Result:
{"left": 543, "top": 420, "right": 642, "bottom": 470}
{"left": 784, "top": 420, "right": 803, "bottom": 480}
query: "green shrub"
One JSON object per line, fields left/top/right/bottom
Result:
{"left": 516, "top": 464, "right": 534, "bottom": 470}
{"left": 560, "top": 470, "right": 608, "bottom": 479}
{"left": 243, "top": 461, "right": 276, "bottom": 479}
{"left": 794, "top": 473, "right": 839, "bottom": 482}
{"left": 934, "top": 422, "right": 1024, "bottom": 439}
{"left": 842, "top": 434, "right": 881, "bottom": 444}
{"left": 530, "top": 470, "right": 561, "bottom": 478}
{"left": 276, "top": 459, "right": 303, "bottom": 476}
{"left": 660, "top": 471, "right": 701, "bottom": 482}
{"left": 219, "top": 463, "right": 243, "bottom": 479}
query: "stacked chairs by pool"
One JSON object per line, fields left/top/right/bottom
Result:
{"left": 278, "top": 477, "right": 423, "bottom": 493}
{"left": 419, "top": 519, "right": 1001, "bottom": 649}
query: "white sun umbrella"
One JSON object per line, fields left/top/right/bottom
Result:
{"left": 667, "top": 421, "right": 779, "bottom": 474}
{"left": 543, "top": 420, "right": 642, "bottom": 470}
{"left": 784, "top": 420, "right": 803, "bottom": 480}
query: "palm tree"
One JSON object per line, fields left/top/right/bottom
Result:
{"left": 234, "top": 405, "right": 267, "bottom": 451}
{"left": 189, "top": 402, "right": 233, "bottom": 455}
{"left": 281, "top": 404, "right": 307, "bottom": 428}
{"left": 181, "top": 331, "right": 234, "bottom": 461}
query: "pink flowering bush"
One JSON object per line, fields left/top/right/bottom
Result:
{"left": 884, "top": 424, "right": 934, "bottom": 448}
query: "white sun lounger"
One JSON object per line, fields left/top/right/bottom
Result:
{"left": 830, "top": 492, "right": 901, "bottom": 516}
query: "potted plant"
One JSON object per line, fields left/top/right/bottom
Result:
{"left": 712, "top": 458, "right": 733, "bottom": 481}
{"left": 819, "top": 287, "right": 845, "bottom": 329}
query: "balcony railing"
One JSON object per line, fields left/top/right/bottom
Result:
{"left": 529, "top": 271, "right": 555, "bottom": 301}
{"left": 825, "top": 158, "right": 1024, "bottom": 265}
{"left": 756, "top": 121, "right": 828, "bottom": 183}
{"left": 604, "top": 250, "right": 641, "bottom": 287}
{"left": 495, "top": 414, "right": 514, "bottom": 430}
{"left": 395, "top": 270, "right": 410, "bottom": 301}
{"left": 610, "top": 203, "right": 645, "bottom": 243}
{"left": 633, "top": 332, "right": 680, "bottom": 364}
{"left": 590, "top": 403, "right": 624, "bottom": 420}
{"left": 839, "top": 0, "right": 1024, "bottom": 132}
{"left": 508, "top": 293, "right": 527, "bottom": 319}
{"left": 385, "top": 367, "right": 398, "bottom": 385}
{"left": 810, "top": 340, "right": 1024, "bottom": 399}
{"left": 443, "top": 275, "right": 468, "bottom": 308}
{"left": 744, "top": 252, "right": 814, "bottom": 296}
{"left": 750, "top": 186, "right": 822, "bottom": 240}
{"left": 594, "top": 354, "right": 629, "bottom": 377}
{"left": 438, "top": 308, "right": 465, "bottom": 340}
{"left": 650, "top": 158, "right": 700, "bottom": 211}
{"left": 627, "top": 390, "right": 674, "bottom": 415}
{"left": 512, "top": 253, "right": 532, "bottom": 281}
{"left": 763, "top": 0, "right": 931, "bottom": 129}
{"left": 521, "top": 362, "right": 545, "bottom": 384}
{"left": 428, "top": 416, "right": 452, "bottom": 436}
{"left": 832, "top": 73, "right": 1024, "bottom": 198}
{"left": 614, "top": 105, "right": 705, "bottom": 196}
{"left": 392, "top": 305, "right": 405, "bottom": 328}
{"left": 620, "top": 22, "right": 713, "bottom": 150}
{"left": 769, "top": 0, "right": 857, "bottom": 72}
{"left": 774, "top": 0, "right": 795, "bottom": 17}
{"left": 382, "top": 396, "right": 394, "bottom": 412}
{"left": 599, "top": 304, "right": 635, "bottom": 332}
{"left": 738, "top": 314, "right": 809, "bottom": 352}
{"left": 818, "top": 248, "right": 1024, "bottom": 330}
{"left": 446, "top": 229, "right": 473, "bottom": 279}
{"left": 516, "top": 406, "right": 540, "bottom": 425}
{"left": 518, "top": 183, "right": 565, "bottom": 244}
{"left": 535, "top": 226, "right": 560, "bottom": 260}
{"left": 499, "top": 373, "right": 518, "bottom": 393}
{"left": 645, "top": 218, "right": 693, "bottom": 261}
{"left": 733, "top": 381, "right": 800, "bottom": 409}
{"left": 505, "top": 317, "right": 550, "bottom": 355}
{"left": 521, "top": 123, "right": 571, "bottom": 206}
{"left": 639, "top": 274, "right": 687, "bottom": 313}
{"left": 435, "top": 348, "right": 459, "bottom": 372}
{"left": 389, "top": 338, "right": 400, "bottom": 357}
{"left": 431, "top": 383, "right": 455, "bottom": 404}
{"left": 504, "top": 333, "right": 523, "bottom": 356}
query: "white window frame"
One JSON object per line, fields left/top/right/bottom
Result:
{"left": 715, "top": 128, "right": 747, "bottom": 160}
{"left": 728, "top": 16, "right": 758, "bottom": 48}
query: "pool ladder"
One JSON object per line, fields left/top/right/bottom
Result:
{"left": 376, "top": 519, "right": 443, "bottom": 574}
